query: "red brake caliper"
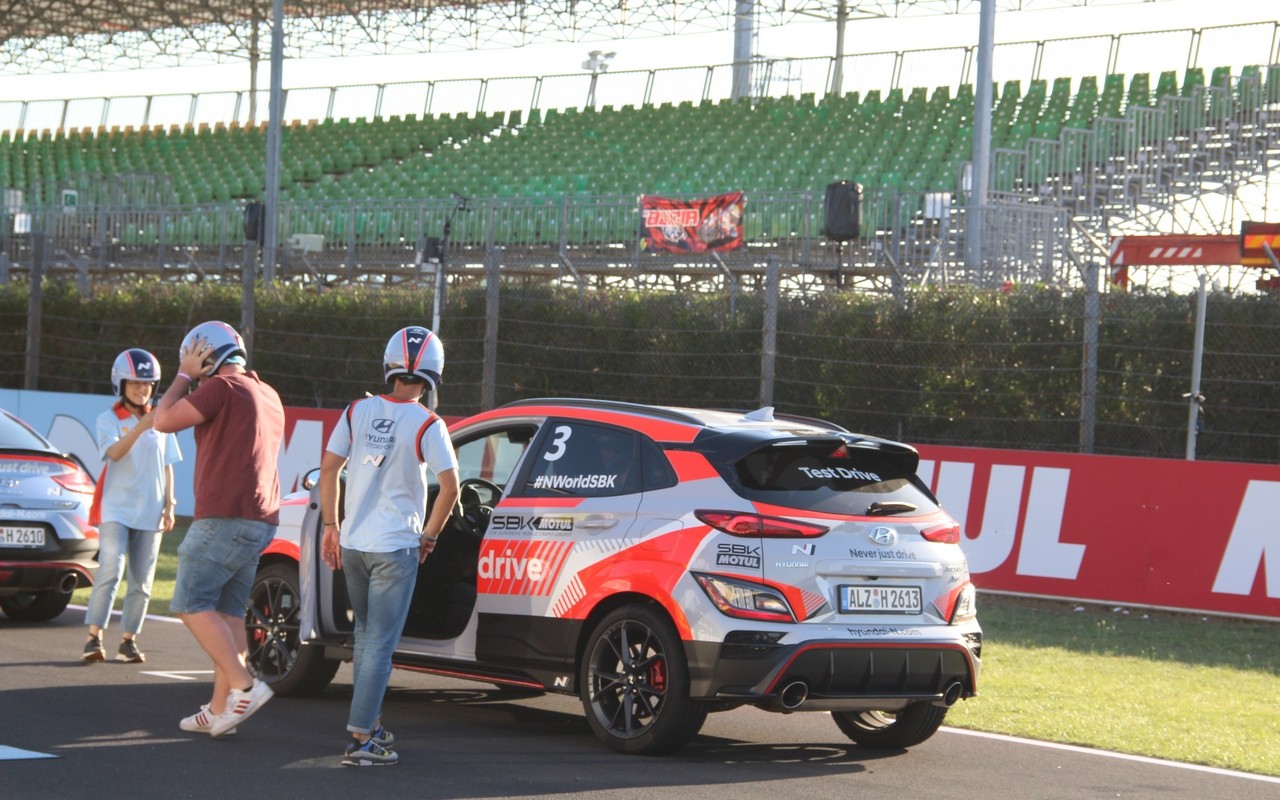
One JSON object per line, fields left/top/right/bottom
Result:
{"left": 649, "top": 657, "right": 666, "bottom": 691}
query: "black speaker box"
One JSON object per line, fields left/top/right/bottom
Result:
{"left": 823, "top": 180, "right": 862, "bottom": 241}
{"left": 242, "top": 201, "right": 265, "bottom": 243}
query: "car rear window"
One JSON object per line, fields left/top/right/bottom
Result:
{"left": 0, "top": 412, "right": 53, "bottom": 452}
{"left": 731, "top": 440, "right": 939, "bottom": 516}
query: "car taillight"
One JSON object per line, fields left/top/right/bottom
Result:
{"left": 933, "top": 582, "right": 978, "bottom": 624}
{"left": 951, "top": 583, "right": 978, "bottom": 623}
{"left": 693, "top": 573, "right": 795, "bottom": 623}
{"left": 695, "top": 510, "right": 828, "bottom": 538}
{"left": 51, "top": 464, "right": 95, "bottom": 495}
{"left": 920, "top": 521, "right": 961, "bottom": 544}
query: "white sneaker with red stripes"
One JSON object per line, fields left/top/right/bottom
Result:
{"left": 209, "top": 679, "right": 273, "bottom": 737}
{"left": 179, "top": 704, "right": 236, "bottom": 736}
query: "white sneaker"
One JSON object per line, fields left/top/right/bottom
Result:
{"left": 209, "top": 679, "right": 273, "bottom": 737}
{"left": 179, "top": 704, "right": 236, "bottom": 736}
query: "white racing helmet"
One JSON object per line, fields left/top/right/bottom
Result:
{"left": 181, "top": 321, "right": 247, "bottom": 376}
{"left": 110, "top": 348, "right": 161, "bottom": 396}
{"left": 383, "top": 326, "right": 444, "bottom": 389}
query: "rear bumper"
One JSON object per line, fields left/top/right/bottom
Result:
{"left": 689, "top": 634, "right": 982, "bottom": 711}
{"left": 0, "top": 539, "right": 99, "bottom": 594}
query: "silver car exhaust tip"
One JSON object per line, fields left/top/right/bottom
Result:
{"left": 778, "top": 680, "right": 809, "bottom": 710}
{"left": 58, "top": 572, "right": 79, "bottom": 593}
{"left": 934, "top": 681, "right": 964, "bottom": 708}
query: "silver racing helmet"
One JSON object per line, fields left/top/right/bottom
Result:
{"left": 383, "top": 326, "right": 444, "bottom": 390}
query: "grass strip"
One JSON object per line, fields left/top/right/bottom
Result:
{"left": 948, "top": 595, "right": 1280, "bottom": 777}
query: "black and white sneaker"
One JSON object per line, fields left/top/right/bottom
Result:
{"left": 115, "top": 638, "right": 145, "bottom": 663}
{"left": 82, "top": 635, "right": 106, "bottom": 663}
{"left": 369, "top": 723, "right": 395, "bottom": 748}
{"left": 342, "top": 738, "right": 399, "bottom": 766}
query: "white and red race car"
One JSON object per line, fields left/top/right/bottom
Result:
{"left": 247, "top": 398, "right": 981, "bottom": 755}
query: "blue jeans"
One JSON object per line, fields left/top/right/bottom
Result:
{"left": 84, "top": 521, "right": 162, "bottom": 635}
{"left": 341, "top": 546, "right": 419, "bottom": 735}
{"left": 171, "top": 518, "right": 276, "bottom": 617}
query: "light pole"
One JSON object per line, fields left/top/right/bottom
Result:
{"left": 582, "top": 50, "right": 615, "bottom": 109}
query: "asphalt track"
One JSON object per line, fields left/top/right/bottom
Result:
{"left": 3, "top": 608, "right": 1278, "bottom": 800}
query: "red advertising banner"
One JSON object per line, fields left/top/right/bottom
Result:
{"left": 915, "top": 445, "right": 1280, "bottom": 620}
{"left": 640, "top": 192, "right": 745, "bottom": 253}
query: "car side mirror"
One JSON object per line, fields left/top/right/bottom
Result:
{"left": 301, "top": 467, "right": 321, "bottom": 491}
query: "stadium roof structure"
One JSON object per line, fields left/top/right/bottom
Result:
{"left": 3, "top": 0, "right": 1164, "bottom": 74}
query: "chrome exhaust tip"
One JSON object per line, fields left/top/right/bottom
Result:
{"left": 934, "top": 681, "right": 964, "bottom": 708}
{"left": 58, "top": 572, "right": 80, "bottom": 593}
{"left": 779, "top": 680, "right": 809, "bottom": 710}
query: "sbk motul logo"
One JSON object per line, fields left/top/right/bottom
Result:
{"left": 490, "top": 514, "right": 573, "bottom": 532}
{"left": 715, "top": 543, "right": 760, "bottom": 569}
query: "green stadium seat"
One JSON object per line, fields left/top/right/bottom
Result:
{"left": 1206, "top": 66, "right": 1233, "bottom": 122}
{"left": 1266, "top": 64, "right": 1280, "bottom": 104}
{"left": 1182, "top": 67, "right": 1205, "bottom": 97}
{"left": 1237, "top": 65, "right": 1264, "bottom": 112}
{"left": 1127, "top": 73, "right": 1151, "bottom": 108}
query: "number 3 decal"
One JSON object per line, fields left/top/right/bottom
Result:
{"left": 543, "top": 425, "right": 572, "bottom": 461}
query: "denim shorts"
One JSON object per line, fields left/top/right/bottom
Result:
{"left": 170, "top": 517, "right": 277, "bottom": 617}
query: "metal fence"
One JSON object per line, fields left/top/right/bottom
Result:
{"left": 2, "top": 192, "right": 1088, "bottom": 298}
{"left": 7, "top": 252, "right": 1280, "bottom": 465}
{"left": 4, "top": 20, "right": 1276, "bottom": 133}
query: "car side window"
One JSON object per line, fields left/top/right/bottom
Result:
{"left": 442, "top": 425, "right": 536, "bottom": 489}
{"left": 519, "top": 421, "right": 642, "bottom": 498}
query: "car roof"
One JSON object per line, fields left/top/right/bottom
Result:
{"left": 499, "top": 397, "right": 848, "bottom": 435}
{"left": 491, "top": 397, "right": 922, "bottom": 472}
{"left": 470, "top": 398, "right": 920, "bottom": 471}
{"left": 0, "top": 409, "right": 57, "bottom": 453}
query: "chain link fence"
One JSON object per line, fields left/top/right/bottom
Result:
{"left": 5, "top": 258, "right": 1279, "bottom": 464}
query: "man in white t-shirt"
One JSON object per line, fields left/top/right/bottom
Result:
{"left": 318, "top": 325, "right": 460, "bottom": 767}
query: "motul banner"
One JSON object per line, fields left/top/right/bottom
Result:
{"left": 640, "top": 192, "right": 745, "bottom": 253}
{"left": 917, "top": 445, "right": 1280, "bottom": 620}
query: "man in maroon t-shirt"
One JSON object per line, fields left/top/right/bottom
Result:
{"left": 155, "top": 321, "right": 285, "bottom": 739}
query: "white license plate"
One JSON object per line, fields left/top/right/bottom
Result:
{"left": 0, "top": 526, "right": 45, "bottom": 547}
{"left": 839, "top": 585, "right": 922, "bottom": 614}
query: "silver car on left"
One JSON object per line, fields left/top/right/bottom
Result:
{"left": 0, "top": 409, "right": 99, "bottom": 622}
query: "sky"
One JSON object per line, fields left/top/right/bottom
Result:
{"left": 0, "top": 0, "right": 1274, "bottom": 106}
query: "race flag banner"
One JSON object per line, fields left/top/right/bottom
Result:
{"left": 640, "top": 192, "right": 745, "bottom": 253}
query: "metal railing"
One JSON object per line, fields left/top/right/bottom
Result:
{"left": 3, "top": 21, "right": 1276, "bottom": 134}
{"left": 1, "top": 192, "right": 1079, "bottom": 297}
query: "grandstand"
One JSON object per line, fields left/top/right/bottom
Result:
{"left": 2, "top": 9, "right": 1279, "bottom": 294}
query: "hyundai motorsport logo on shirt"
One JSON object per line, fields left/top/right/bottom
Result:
{"left": 360, "top": 418, "right": 396, "bottom": 466}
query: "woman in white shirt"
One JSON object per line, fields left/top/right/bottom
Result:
{"left": 81, "top": 348, "right": 182, "bottom": 664}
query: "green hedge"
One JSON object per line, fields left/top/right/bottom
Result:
{"left": 3, "top": 279, "right": 1278, "bottom": 463}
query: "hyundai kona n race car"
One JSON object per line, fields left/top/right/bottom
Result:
{"left": 0, "top": 408, "right": 99, "bottom": 622}
{"left": 246, "top": 398, "right": 981, "bottom": 755}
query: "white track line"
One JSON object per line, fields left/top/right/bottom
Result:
{"left": 941, "top": 727, "right": 1280, "bottom": 785}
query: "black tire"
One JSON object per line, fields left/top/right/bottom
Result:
{"left": 579, "top": 605, "right": 707, "bottom": 755}
{"left": 0, "top": 590, "right": 72, "bottom": 622}
{"left": 832, "top": 703, "right": 949, "bottom": 749}
{"left": 244, "top": 562, "right": 339, "bottom": 696}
